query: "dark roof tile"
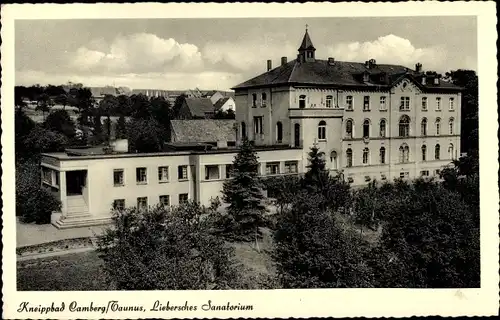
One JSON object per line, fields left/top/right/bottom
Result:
{"left": 171, "top": 119, "right": 236, "bottom": 143}
{"left": 184, "top": 98, "right": 216, "bottom": 117}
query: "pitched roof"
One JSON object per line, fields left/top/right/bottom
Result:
{"left": 89, "top": 86, "right": 118, "bottom": 97}
{"left": 214, "top": 97, "right": 232, "bottom": 110}
{"left": 232, "top": 59, "right": 462, "bottom": 92}
{"left": 183, "top": 98, "right": 216, "bottom": 117}
{"left": 299, "top": 30, "right": 315, "bottom": 50}
{"left": 170, "top": 119, "right": 236, "bottom": 143}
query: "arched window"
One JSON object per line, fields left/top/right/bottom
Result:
{"left": 363, "top": 119, "right": 370, "bottom": 138}
{"left": 436, "top": 118, "right": 441, "bottom": 135}
{"left": 448, "top": 143, "right": 454, "bottom": 159}
{"left": 421, "top": 118, "right": 427, "bottom": 136}
{"left": 362, "top": 148, "right": 369, "bottom": 164}
{"left": 449, "top": 118, "right": 454, "bottom": 135}
{"left": 435, "top": 144, "right": 441, "bottom": 160}
{"left": 299, "top": 95, "right": 306, "bottom": 109}
{"left": 379, "top": 119, "right": 387, "bottom": 137}
{"left": 318, "top": 120, "right": 327, "bottom": 140}
{"left": 399, "top": 115, "right": 410, "bottom": 137}
{"left": 241, "top": 122, "right": 246, "bottom": 138}
{"left": 346, "top": 148, "right": 353, "bottom": 167}
{"left": 330, "top": 151, "right": 338, "bottom": 170}
{"left": 326, "top": 95, "right": 333, "bottom": 108}
{"left": 276, "top": 121, "right": 283, "bottom": 143}
{"left": 422, "top": 145, "right": 427, "bottom": 161}
{"left": 346, "top": 119, "right": 353, "bottom": 139}
{"left": 294, "top": 123, "right": 300, "bottom": 147}
{"left": 399, "top": 144, "right": 409, "bottom": 163}
{"left": 379, "top": 147, "right": 386, "bottom": 164}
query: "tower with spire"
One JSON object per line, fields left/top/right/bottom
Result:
{"left": 297, "top": 25, "right": 316, "bottom": 63}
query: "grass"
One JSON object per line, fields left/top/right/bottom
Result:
{"left": 17, "top": 251, "right": 111, "bottom": 291}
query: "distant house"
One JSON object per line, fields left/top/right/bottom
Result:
{"left": 170, "top": 119, "right": 237, "bottom": 147}
{"left": 214, "top": 96, "right": 236, "bottom": 112}
{"left": 177, "top": 98, "right": 217, "bottom": 119}
{"left": 204, "top": 91, "right": 225, "bottom": 105}
{"left": 89, "top": 86, "right": 119, "bottom": 103}
{"left": 129, "top": 89, "right": 170, "bottom": 98}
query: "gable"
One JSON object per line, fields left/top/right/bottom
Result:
{"left": 391, "top": 76, "right": 422, "bottom": 94}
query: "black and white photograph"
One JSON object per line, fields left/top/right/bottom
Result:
{"left": 2, "top": 2, "right": 498, "bottom": 318}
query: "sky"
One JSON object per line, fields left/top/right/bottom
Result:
{"left": 15, "top": 17, "right": 477, "bottom": 91}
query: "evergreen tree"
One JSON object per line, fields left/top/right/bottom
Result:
{"left": 91, "top": 113, "right": 105, "bottom": 145}
{"left": 222, "top": 137, "right": 266, "bottom": 240}
{"left": 302, "top": 144, "right": 329, "bottom": 193}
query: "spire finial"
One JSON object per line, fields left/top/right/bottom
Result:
{"left": 306, "top": 24, "right": 309, "bottom": 32}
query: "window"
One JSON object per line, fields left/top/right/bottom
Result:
{"left": 136, "top": 167, "right": 147, "bottom": 184}
{"left": 241, "top": 122, "right": 246, "bottom": 138}
{"left": 265, "top": 162, "right": 280, "bottom": 175}
{"left": 252, "top": 93, "right": 257, "bottom": 107}
{"left": 363, "top": 96, "right": 370, "bottom": 111}
{"left": 205, "top": 165, "right": 220, "bottom": 180}
{"left": 436, "top": 118, "right": 441, "bottom": 135}
{"left": 330, "top": 151, "right": 338, "bottom": 170}
{"left": 137, "top": 197, "right": 148, "bottom": 210}
{"left": 435, "top": 144, "right": 441, "bottom": 160}
{"left": 326, "top": 95, "right": 333, "bottom": 108}
{"left": 253, "top": 116, "right": 263, "bottom": 134}
{"left": 449, "top": 118, "right": 454, "bottom": 134}
{"left": 299, "top": 95, "right": 306, "bottom": 109}
{"left": 285, "top": 161, "right": 298, "bottom": 173}
{"left": 42, "top": 168, "right": 52, "bottom": 184}
{"left": 400, "top": 97, "right": 410, "bottom": 111}
{"left": 421, "top": 118, "right": 428, "bottom": 136}
{"left": 363, "top": 119, "right": 370, "bottom": 138}
{"left": 435, "top": 169, "right": 441, "bottom": 176}
{"left": 400, "top": 172, "right": 410, "bottom": 179}
{"left": 379, "top": 119, "right": 387, "bottom": 137}
{"left": 346, "top": 119, "right": 353, "bottom": 139}
{"left": 318, "top": 120, "right": 327, "bottom": 140}
{"left": 158, "top": 166, "right": 169, "bottom": 182}
{"left": 179, "top": 193, "right": 189, "bottom": 204}
{"left": 399, "top": 115, "right": 410, "bottom": 137}
{"left": 436, "top": 97, "right": 441, "bottom": 110}
{"left": 346, "top": 96, "right": 353, "bottom": 110}
{"left": 276, "top": 122, "right": 283, "bottom": 143}
{"left": 261, "top": 93, "right": 267, "bottom": 107}
{"left": 420, "top": 170, "right": 430, "bottom": 177}
{"left": 225, "top": 164, "right": 234, "bottom": 179}
{"left": 421, "top": 97, "right": 428, "bottom": 110}
{"left": 178, "top": 165, "right": 188, "bottom": 180}
{"left": 362, "top": 148, "right": 369, "bottom": 164}
{"left": 449, "top": 97, "right": 455, "bottom": 110}
{"left": 399, "top": 144, "right": 410, "bottom": 163}
{"left": 113, "top": 169, "right": 124, "bottom": 186}
{"left": 346, "top": 148, "right": 353, "bottom": 167}
{"left": 379, "top": 147, "right": 386, "bottom": 164}
{"left": 448, "top": 144, "right": 454, "bottom": 159}
{"left": 55, "top": 172, "right": 59, "bottom": 186}
{"left": 380, "top": 96, "right": 387, "bottom": 110}
{"left": 422, "top": 145, "right": 427, "bottom": 161}
{"left": 113, "top": 199, "right": 125, "bottom": 211}
{"left": 159, "top": 195, "right": 170, "bottom": 207}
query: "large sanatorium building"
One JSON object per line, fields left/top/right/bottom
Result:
{"left": 41, "top": 29, "right": 462, "bottom": 228}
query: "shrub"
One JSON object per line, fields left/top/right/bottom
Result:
{"left": 97, "top": 203, "right": 239, "bottom": 290}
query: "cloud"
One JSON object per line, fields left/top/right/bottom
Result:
{"left": 326, "top": 34, "right": 448, "bottom": 71}
{"left": 69, "top": 33, "right": 204, "bottom": 73}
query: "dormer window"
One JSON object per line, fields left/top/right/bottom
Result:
{"left": 434, "top": 78, "right": 439, "bottom": 85}
{"left": 363, "top": 72, "right": 369, "bottom": 82}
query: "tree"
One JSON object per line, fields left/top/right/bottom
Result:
{"left": 16, "top": 161, "right": 61, "bottom": 224}
{"left": 273, "top": 192, "right": 373, "bottom": 288}
{"left": 35, "top": 93, "right": 53, "bottom": 120}
{"left": 97, "top": 202, "right": 239, "bottom": 290}
{"left": 213, "top": 109, "right": 236, "bottom": 119}
{"left": 126, "top": 118, "right": 164, "bottom": 153}
{"left": 23, "top": 126, "right": 68, "bottom": 161}
{"left": 53, "top": 93, "right": 69, "bottom": 110}
{"left": 44, "top": 109, "right": 76, "bottom": 140}
{"left": 99, "top": 95, "right": 119, "bottom": 139}
{"left": 115, "top": 115, "right": 127, "bottom": 139}
{"left": 368, "top": 179, "right": 480, "bottom": 287}
{"left": 70, "top": 88, "right": 94, "bottom": 125}
{"left": 130, "top": 94, "right": 151, "bottom": 120}
{"left": 221, "top": 137, "right": 267, "bottom": 240}
{"left": 149, "top": 96, "right": 173, "bottom": 141}
{"left": 15, "top": 108, "right": 36, "bottom": 161}
{"left": 173, "top": 94, "right": 187, "bottom": 119}
{"left": 116, "top": 94, "right": 132, "bottom": 116}
{"left": 15, "top": 86, "right": 28, "bottom": 110}
{"left": 261, "top": 175, "right": 301, "bottom": 215}
{"left": 90, "top": 111, "right": 106, "bottom": 145}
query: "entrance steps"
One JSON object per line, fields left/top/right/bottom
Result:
{"left": 52, "top": 195, "right": 113, "bottom": 229}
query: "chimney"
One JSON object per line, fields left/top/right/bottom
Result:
{"left": 415, "top": 62, "right": 423, "bottom": 73}
{"left": 421, "top": 76, "right": 427, "bottom": 85}
{"left": 267, "top": 60, "right": 272, "bottom": 71}
{"left": 328, "top": 57, "right": 335, "bottom": 65}
{"left": 281, "top": 57, "right": 288, "bottom": 66}
{"left": 365, "top": 61, "right": 370, "bottom": 68}
{"left": 369, "top": 59, "right": 376, "bottom": 68}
